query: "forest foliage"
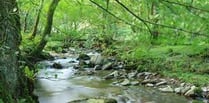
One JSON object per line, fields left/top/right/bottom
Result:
{"left": 18, "top": 0, "right": 209, "bottom": 85}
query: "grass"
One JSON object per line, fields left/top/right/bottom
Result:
{"left": 45, "top": 41, "right": 63, "bottom": 52}
{"left": 108, "top": 38, "right": 209, "bottom": 86}
{"left": 162, "top": 71, "right": 209, "bottom": 86}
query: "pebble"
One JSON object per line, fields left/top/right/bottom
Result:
{"left": 159, "top": 86, "right": 173, "bottom": 93}
{"left": 131, "top": 81, "right": 140, "bottom": 86}
{"left": 181, "top": 86, "right": 191, "bottom": 94}
{"left": 184, "top": 86, "right": 196, "bottom": 96}
{"left": 174, "top": 87, "right": 182, "bottom": 94}
{"left": 120, "top": 79, "right": 131, "bottom": 86}
{"left": 156, "top": 81, "right": 167, "bottom": 86}
{"left": 146, "top": 83, "right": 154, "bottom": 87}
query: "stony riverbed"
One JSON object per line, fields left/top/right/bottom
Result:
{"left": 34, "top": 48, "right": 208, "bottom": 103}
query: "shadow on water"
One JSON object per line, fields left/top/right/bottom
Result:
{"left": 34, "top": 57, "right": 191, "bottom": 103}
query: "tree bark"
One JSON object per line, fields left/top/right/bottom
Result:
{"left": 0, "top": 1, "right": 37, "bottom": 102}
{"left": 23, "top": 10, "right": 29, "bottom": 33}
{"left": 150, "top": 1, "right": 159, "bottom": 39}
{"left": 31, "top": 0, "right": 60, "bottom": 56}
{"left": 30, "top": 0, "right": 44, "bottom": 39}
{"left": 0, "top": 0, "right": 22, "bottom": 101}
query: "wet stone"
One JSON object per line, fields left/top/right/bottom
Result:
{"left": 181, "top": 86, "right": 191, "bottom": 94}
{"left": 52, "top": 62, "right": 63, "bottom": 69}
{"left": 90, "top": 54, "right": 103, "bottom": 65}
{"left": 69, "top": 60, "right": 77, "bottom": 63}
{"left": 103, "top": 71, "right": 119, "bottom": 80}
{"left": 73, "top": 65, "right": 80, "bottom": 69}
{"left": 112, "top": 63, "right": 123, "bottom": 70}
{"left": 156, "top": 81, "right": 167, "bottom": 86}
{"left": 144, "top": 72, "right": 152, "bottom": 76}
{"left": 103, "top": 75, "right": 114, "bottom": 80}
{"left": 120, "top": 79, "right": 131, "bottom": 86}
{"left": 180, "top": 83, "right": 186, "bottom": 87}
{"left": 69, "top": 98, "right": 117, "bottom": 103}
{"left": 87, "top": 98, "right": 117, "bottom": 103}
{"left": 184, "top": 86, "right": 196, "bottom": 97}
{"left": 79, "top": 60, "right": 87, "bottom": 65}
{"left": 206, "top": 93, "right": 209, "bottom": 99}
{"left": 146, "top": 83, "right": 154, "bottom": 87}
{"left": 142, "top": 79, "right": 158, "bottom": 84}
{"left": 77, "top": 54, "right": 91, "bottom": 60}
{"left": 131, "top": 81, "right": 140, "bottom": 86}
{"left": 137, "top": 72, "right": 144, "bottom": 79}
{"left": 159, "top": 86, "right": 173, "bottom": 93}
{"left": 128, "top": 72, "right": 137, "bottom": 79}
{"left": 144, "top": 75, "right": 150, "bottom": 80}
{"left": 202, "top": 87, "right": 209, "bottom": 92}
{"left": 117, "top": 95, "right": 129, "bottom": 103}
{"left": 102, "top": 62, "right": 113, "bottom": 70}
{"left": 94, "top": 65, "right": 102, "bottom": 70}
{"left": 112, "top": 81, "right": 119, "bottom": 85}
{"left": 61, "top": 49, "right": 67, "bottom": 53}
{"left": 174, "top": 87, "right": 182, "bottom": 94}
{"left": 87, "top": 71, "right": 95, "bottom": 75}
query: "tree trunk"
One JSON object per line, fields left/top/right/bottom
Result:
{"left": 23, "top": 10, "right": 29, "bottom": 33}
{"left": 30, "top": 0, "right": 44, "bottom": 39}
{"left": 0, "top": 1, "right": 37, "bottom": 102}
{"left": 150, "top": 1, "right": 159, "bottom": 39}
{"left": 0, "top": 0, "right": 21, "bottom": 101}
{"left": 31, "top": 0, "right": 60, "bottom": 56}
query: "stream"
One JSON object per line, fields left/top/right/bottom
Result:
{"left": 34, "top": 52, "right": 191, "bottom": 103}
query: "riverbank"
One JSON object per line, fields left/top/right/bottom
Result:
{"left": 35, "top": 47, "right": 209, "bottom": 103}
{"left": 74, "top": 50, "right": 209, "bottom": 103}
{"left": 105, "top": 43, "right": 209, "bottom": 87}
{"left": 34, "top": 49, "right": 191, "bottom": 103}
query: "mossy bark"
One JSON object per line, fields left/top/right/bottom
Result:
{"left": 30, "top": 0, "right": 44, "bottom": 39}
{"left": 0, "top": 0, "right": 36, "bottom": 102}
{"left": 31, "top": 0, "right": 60, "bottom": 56}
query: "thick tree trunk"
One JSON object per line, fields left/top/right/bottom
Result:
{"left": 30, "top": 0, "right": 44, "bottom": 39}
{"left": 0, "top": 1, "right": 37, "bottom": 102}
{"left": 0, "top": 0, "right": 22, "bottom": 101}
{"left": 31, "top": 0, "right": 60, "bottom": 56}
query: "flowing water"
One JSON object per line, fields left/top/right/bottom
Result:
{"left": 34, "top": 54, "right": 191, "bottom": 103}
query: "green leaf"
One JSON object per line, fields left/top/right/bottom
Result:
{"left": 24, "top": 66, "right": 35, "bottom": 80}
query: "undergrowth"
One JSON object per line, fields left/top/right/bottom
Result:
{"left": 102, "top": 34, "right": 209, "bottom": 86}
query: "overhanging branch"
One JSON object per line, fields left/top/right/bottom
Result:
{"left": 89, "top": 0, "right": 131, "bottom": 25}
{"left": 161, "top": 0, "right": 209, "bottom": 13}
{"left": 89, "top": 0, "right": 148, "bottom": 32}
{"left": 114, "top": 0, "right": 206, "bottom": 36}
{"left": 115, "top": 0, "right": 153, "bottom": 36}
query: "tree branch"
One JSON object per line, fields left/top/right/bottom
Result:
{"left": 89, "top": 0, "right": 128, "bottom": 24}
{"left": 114, "top": 0, "right": 206, "bottom": 36}
{"left": 89, "top": 0, "right": 148, "bottom": 32}
{"left": 161, "top": 0, "right": 209, "bottom": 13}
{"left": 115, "top": 0, "right": 153, "bottom": 36}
